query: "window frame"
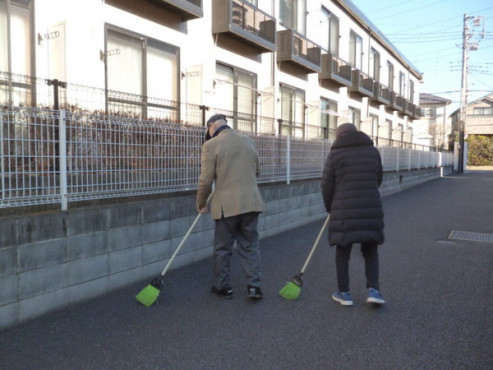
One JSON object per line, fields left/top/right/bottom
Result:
{"left": 349, "top": 30, "right": 363, "bottom": 70}
{"left": 104, "top": 25, "right": 180, "bottom": 120}
{"left": 0, "top": 0, "right": 35, "bottom": 105}
{"left": 387, "top": 61, "right": 394, "bottom": 91}
{"left": 369, "top": 47, "right": 380, "bottom": 81}
{"left": 321, "top": 6, "right": 339, "bottom": 57}
{"left": 348, "top": 106, "right": 361, "bottom": 130}
{"left": 320, "top": 97, "right": 337, "bottom": 140}
{"left": 279, "top": 0, "right": 306, "bottom": 35}
{"left": 215, "top": 62, "right": 258, "bottom": 132}
{"left": 279, "top": 82, "right": 306, "bottom": 138}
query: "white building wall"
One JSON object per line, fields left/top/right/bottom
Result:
{"left": 29, "top": 0, "right": 421, "bottom": 138}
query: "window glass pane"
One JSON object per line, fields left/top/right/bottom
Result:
{"left": 355, "top": 35, "right": 362, "bottom": 70}
{"left": 147, "top": 43, "right": 178, "bottom": 101}
{"left": 280, "top": 0, "right": 293, "bottom": 29}
{"left": 297, "top": 0, "right": 305, "bottom": 35}
{"left": 107, "top": 31, "right": 142, "bottom": 95}
{"left": 399, "top": 72, "right": 405, "bottom": 96}
{"left": 321, "top": 8, "right": 329, "bottom": 51}
{"left": 237, "top": 71, "right": 254, "bottom": 115}
{"left": 215, "top": 64, "right": 234, "bottom": 112}
{"left": 10, "top": 2, "right": 31, "bottom": 75}
{"left": 349, "top": 32, "right": 355, "bottom": 66}
{"left": 329, "top": 16, "right": 339, "bottom": 56}
{"left": 280, "top": 85, "right": 292, "bottom": 135}
{"left": 387, "top": 62, "right": 394, "bottom": 90}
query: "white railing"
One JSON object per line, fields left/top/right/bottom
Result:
{"left": 0, "top": 106, "right": 453, "bottom": 210}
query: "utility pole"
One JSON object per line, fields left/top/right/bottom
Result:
{"left": 458, "top": 14, "right": 485, "bottom": 173}
{"left": 458, "top": 14, "right": 468, "bottom": 174}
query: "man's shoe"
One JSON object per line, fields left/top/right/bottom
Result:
{"left": 211, "top": 286, "right": 233, "bottom": 299}
{"left": 332, "top": 291, "right": 354, "bottom": 306}
{"left": 367, "top": 288, "right": 385, "bottom": 305}
{"left": 247, "top": 285, "right": 263, "bottom": 299}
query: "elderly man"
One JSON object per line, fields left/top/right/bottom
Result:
{"left": 196, "top": 114, "right": 265, "bottom": 300}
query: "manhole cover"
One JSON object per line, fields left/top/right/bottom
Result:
{"left": 448, "top": 230, "right": 493, "bottom": 243}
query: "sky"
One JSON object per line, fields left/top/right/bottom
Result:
{"left": 349, "top": 0, "right": 493, "bottom": 113}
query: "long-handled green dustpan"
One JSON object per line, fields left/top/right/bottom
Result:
{"left": 136, "top": 194, "right": 212, "bottom": 307}
{"left": 279, "top": 214, "right": 330, "bottom": 300}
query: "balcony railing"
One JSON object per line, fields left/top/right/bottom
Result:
{"left": 157, "top": 0, "right": 203, "bottom": 20}
{"left": 212, "top": 0, "right": 276, "bottom": 53}
{"left": 390, "top": 92, "right": 404, "bottom": 112}
{"left": 404, "top": 100, "right": 415, "bottom": 117}
{"left": 319, "top": 54, "right": 352, "bottom": 88}
{"left": 277, "top": 29, "right": 322, "bottom": 73}
{"left": 350, "top": 70, "right": 373, "bottom": 97}
{"left": 372, "top": 82, "right": 391, "bottom": 105}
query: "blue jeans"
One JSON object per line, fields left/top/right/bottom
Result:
{"left": 335, "top": 241, "right": 380, "bottom": 292}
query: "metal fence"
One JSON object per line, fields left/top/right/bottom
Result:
{"left": 0, "top": 105, "right": 453, "bottom": 210}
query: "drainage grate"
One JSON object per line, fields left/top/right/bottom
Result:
{"left": 448, "top": 230, "right": 493, "bottom": 243}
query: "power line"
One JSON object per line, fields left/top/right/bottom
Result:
{"left": 374, "top": 6, "right": 493, "bottom": 34}
{"left": 364, "top": 0, "right": 412, "bottom": 15}
{"left": 372, "top": 0, "right": 450, "bottom": 22}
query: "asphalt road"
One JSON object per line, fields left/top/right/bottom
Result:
{"left": 1, "top": 170, "right": 492, "bottom": 369}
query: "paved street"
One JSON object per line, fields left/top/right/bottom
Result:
{"left": 1, "top": 170, "right": 492, "bottom": 369}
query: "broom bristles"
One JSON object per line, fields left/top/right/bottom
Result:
{"left": 136, "top": 284, "right": 161, "bottom": 307}
{"left": 278, "top": 280, "right": 302, "bottom": 300}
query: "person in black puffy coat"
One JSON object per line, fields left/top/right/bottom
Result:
{"left": 321, "top": 123, "right": 385, "bottom": 307}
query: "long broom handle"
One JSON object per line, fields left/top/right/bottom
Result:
{"left": 159, "top": 192, "right": 213, "bottom": 278}
{"left": 300, "top": 214, "right": 330, "bottom": 274}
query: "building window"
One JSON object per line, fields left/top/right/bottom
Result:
{"left": 370, "top": 114, "right": 378, "bottom": 138}
{"left": 385, "top": 119, "right": 392, "bottom": 139}
{"left": 348, "top": 106, "right": 361, "bottom": 130}
{"left": 105, "top": 27, "right": 179, "bottom": 119}
{"left": 321, "top": 7, "right": 339, "bottom": 56}
{"left": 387, "top": 61, "right": 394, "bottom": 91}
{"left": 409, "top": 80, "right": 415, "bottom": 103}
{"left": 215, "top": 63, "right": 257, "bottom": 132}
{"left": 472, "top": 107, "right": 493, "bottom": 115}
{"left": 280, "top": 0, "right": 306, "bottom": 35}
{"left": 369, "top": 48, "right": 380, "bottom": 81}
{"left": 423, "top": 107, "right": 436, "bottom": 119}
{"left": 399, "top": 71, "right": 405, "bottom": 96}
{"left": 280, "top": 83, "right": 305, "bottom": 138}
{"left": 349, "top": 31, "right": 362, "bottom": 70}
{"left": 320, "top": 97, "right": 337, "bottom": 140}
{"left": 0, "top": 0, "right": 33, "bottom": 105}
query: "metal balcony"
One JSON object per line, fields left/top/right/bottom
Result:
{"left": 319, "top": 54, "right": 352, "bottom": 88}
{"left": 390, "top": 92, "right": 405, "bottom": 112}
{"left": 371, "top": 82, "right": 391, "bottom": 105}
{"left": 349, "top": 70, "right": 373, "bottom": 97}
{"left": 157, "top": 0, "right": 203, "bottom": 20}
{"left": 212, "top": 0, "right": 276, "bottom": 53}
{"left": 277, "top": 29, "right": 322, "bottom": 73}
{"left": 404, "top": 100, "right": 415, "bottom": 117}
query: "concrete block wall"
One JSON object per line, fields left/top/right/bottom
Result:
{"left": 0, "top": 166, "right": 451, "bottom": 329}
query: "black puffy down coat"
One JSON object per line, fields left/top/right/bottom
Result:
{"left": 321, "top": 131, "right": 384, "bottom": 247}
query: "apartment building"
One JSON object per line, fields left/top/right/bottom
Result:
{"left": 1, "top": 0, "right": 422, "bottom": 142}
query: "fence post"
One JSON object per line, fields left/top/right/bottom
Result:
{"left": 0, "top": 112, "right": 4, "bottom": 202}
{"left": 59, "top": 109, "right": 68, "bottom": 211}
{"left": 408, "top": 149, "right": 411, "bottom": 171}
{"left": 286, "top": 135, "right": 291, "bottom": 185}
{"left": 396, "top": 147, "right": 400, "bottom": 172}
{"left": 199, "top": 105, "right": 209, "bottom": 127}
{"left": 380, "top": 146, "right": 385, "bottom": 169}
